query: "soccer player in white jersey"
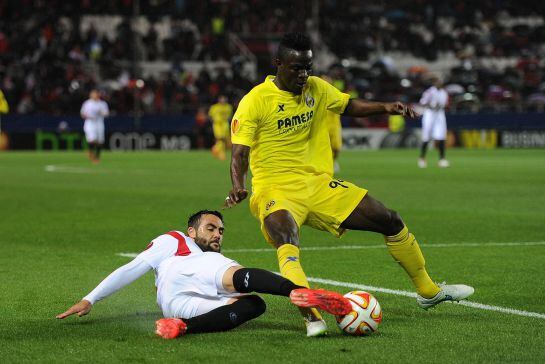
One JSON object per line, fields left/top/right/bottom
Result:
{"left": 80, "top": 89, "right": 109, "bottom": 164}
{"left": 56, "top": 210, "right": 351, "bottom": 339}
{"left": 418, "top": 76, "right": 450, "bottom": 168}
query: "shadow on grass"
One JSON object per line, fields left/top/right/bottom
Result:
{"left": 2, "top": 310, "right": 309, "bottom": 341}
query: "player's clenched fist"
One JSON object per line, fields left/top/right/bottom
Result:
{"left": 56, "top": 300, "right": 92, "bottom": 319}
{"left": 224, "top": 188, "right": 248, "bottom": 208}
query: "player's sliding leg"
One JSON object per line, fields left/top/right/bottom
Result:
{"left": 264, "top": 210, "right": 327, "bottom": 337}
{"left": 155, "top": 267, "right": 351, "bottom": 339}
{"left": 230, "top": 267, "right": 351, "bottom": 316}
{"left": 156, "top": 295, "right": 266, "bottom": 339}
{"left": 341, "top": 194, "right": 473, "bottom": 308}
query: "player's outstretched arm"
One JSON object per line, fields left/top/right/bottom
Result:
{"left": 225, "top": 144, "right": 249, "bottom": 208}
{"left": 56, "top": 300, "right": 92, "bottom": 319}
{"left": 55, "top": 257, "right": 152, "bottom": 319}
{"left": 344, "top": 99, "right": 418, "bottom": 118}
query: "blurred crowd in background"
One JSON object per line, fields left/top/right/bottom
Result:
{"left": 0, "top": 0, "right": 544, "bottom": 118}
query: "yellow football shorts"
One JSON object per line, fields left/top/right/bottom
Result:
{"left": 328, "top": 118, "right": 342, "bottom": 152}
{"left": 213, "top": 121, "right": 229, "bottom": 140}
{"left": 249, "top": 174, "right": 367, "bottom": 243}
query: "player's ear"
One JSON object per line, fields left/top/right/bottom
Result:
{"left": 187, "top": 227, "right": 196, "bottom": 238}
{"left": 273, "top": 57, "right": 281, "bottom": 67}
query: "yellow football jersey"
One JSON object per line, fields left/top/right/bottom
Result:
{"left": 209, "top": 103, "right": 233, "bottom": 125}
{"left": 231, "top": 76, "right": 350, "bottom": 191}
{"left": 327, "top": 111, "right": 342, "bottom": 151}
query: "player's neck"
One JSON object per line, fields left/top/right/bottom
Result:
{"left": 272, "top": 76, "right": 292, "bottom": 94}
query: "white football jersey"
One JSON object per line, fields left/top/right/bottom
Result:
{"left": 82, "top": 230, "right": 239, "bottom": 318}
{"left": 420, "top": 86, "right": 448, "bottom": 110}
{"left": 138, "top": 231, "right": 204, "bottom": 287}
{"left": 81, "top": 99, "right": 109, "bottom": 123}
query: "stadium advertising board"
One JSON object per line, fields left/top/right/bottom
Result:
{"left": 501, "top": 131, "right": 545, "bottom": 148}
{"left": 4, "top": 131, "right": 192, "bottom": 151}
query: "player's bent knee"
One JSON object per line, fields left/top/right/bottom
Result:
{"left": 222, "top": 265, "right": 244, "bottom": 293}
{"left": 240, "top": 295, "right": 267, "bottom": 318}
{"left": 387, "top": 210, "right": 405, "bottom": 235}
{"left": 264, "top": 210, "right": 300, "bottom": 246}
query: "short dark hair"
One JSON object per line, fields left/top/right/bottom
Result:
{"left": 277, "top": 32, "right": 312, "bottom": 60}
{"left": 187, "top": 210, "right": 224, "bottom": 229}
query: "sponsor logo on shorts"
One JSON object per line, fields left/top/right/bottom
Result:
{"left": 229, "top": 312, "right": 238, "bottom": 323}
{"left": 265, "top": 200, "right": 275, "bottom": 211}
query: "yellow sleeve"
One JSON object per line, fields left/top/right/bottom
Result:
{"left": 231, "top": 93, "right": 260, "bottom": 147}
{"left": 314, "top": 77, "right": 350, "bottom": 114}
{"left": 0, "top": 90, "right": 9, "bottom": 114}
{"left": 208, "top": 105, "right": 215, "bottom": 119}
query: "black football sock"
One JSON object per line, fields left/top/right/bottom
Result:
{"left": 420, "top": 141, "right": 429, "bottom": 158}
{"left": 95, "top": 145, "right": 101, "bottom": 159}
{"left": 232, "top": 268, "right": 304, "bottom": 296}
{"left": 184, "top": 295, "right": 266, "bottom": 333}
{"left": 438, "top": 140, "right": 446, "bottom": 159}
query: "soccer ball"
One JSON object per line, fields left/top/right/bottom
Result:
{"left": 336, "top": 291, "right": 382, "bottom": 336}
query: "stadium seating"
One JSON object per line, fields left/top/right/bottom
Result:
{"left": 0, "top": 0, "right": 543, "bottom": 116}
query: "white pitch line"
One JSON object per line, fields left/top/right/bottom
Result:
{"left": 307, "top": 276, "right": 545, "bottom": 320}
{"left": 115, "top": 250, "right": 545, "bottom": 320}
{"left": 44, "top": 165, "right": 100, "bottom": 174}
{"left": 118, "top": 241, "right": 545, "bottom": 257}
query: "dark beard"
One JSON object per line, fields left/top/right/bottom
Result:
{"left": 194, "top": 237, "right": 220, "bottom": 253}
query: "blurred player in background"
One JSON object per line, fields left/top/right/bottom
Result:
{"left": 209, "top": 95, "right": 233, "bottom": 160}
{"left": 418, "top": 76, "right": 449, "bottom": 168}
{"left": 0, "top": 88, "right": 9, "bottom": 150}
{"left": 80, "top": 89, "right": 109, "bottom": 164}
{"left": 226, "top": 33, "right": 473, "bottom": 337}
{"left": 57, "top": 210, "right": 350, "bottom": 339}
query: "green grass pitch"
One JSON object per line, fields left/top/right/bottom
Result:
{"left": 1, "top": 148, "right": 544, "bottom": 363}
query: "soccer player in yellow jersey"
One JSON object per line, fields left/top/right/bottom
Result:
{"left": 225, "top": 33, "right": 474, "bottom": 337}
{"left": 208, "top": 95, "right": 233, "bottom": 160}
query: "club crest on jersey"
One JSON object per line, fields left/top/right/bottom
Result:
{"left": 304, "top": 93, "right": 315, "bottom": 108}
{"left": 231, "top": 119, "right": 240, "bottom": 134}
{"left": 265, "top": 200, "right": 275, "bottom": 211}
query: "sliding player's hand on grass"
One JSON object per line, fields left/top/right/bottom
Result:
{"left": 56, "top": 300, "right": 92, "bottom": 319}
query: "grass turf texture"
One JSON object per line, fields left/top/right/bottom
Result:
{"left": 1, "top": 149, "right": 544, "bottom": 363}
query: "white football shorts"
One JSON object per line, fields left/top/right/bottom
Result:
{"left": 158, "top": 252, "right": 242, "bottom": 319}
{"left": 421, "top": 110, "right": 447, "bottom": 142}
{"left": 83, "top": 120, "right": 105, "bottom": 144}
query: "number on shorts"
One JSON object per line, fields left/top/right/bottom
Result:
{"left": 329, "top": 179, "right": 348, "bottom": 189}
